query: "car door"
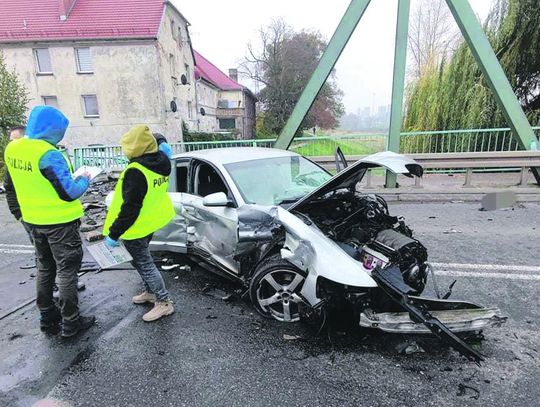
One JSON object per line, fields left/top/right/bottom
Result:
{"left": 151, "top": 158, "right": 191, "bottom": 253}
{"left": 181, "top": 159, "right": 240, "bottom": 274}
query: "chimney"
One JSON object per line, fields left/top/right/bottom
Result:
{"left": 228, "top": 68, "right": 238, "bottom": 83}
{"left": 59, "top": 0, "right": 77, "bottom": 21}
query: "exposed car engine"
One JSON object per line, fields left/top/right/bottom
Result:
{"left": 293, "top": 191, "right": 428, "bottom": 293}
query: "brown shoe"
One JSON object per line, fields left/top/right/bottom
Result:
{"left": 132, "top": 292, "right": 156, "bottom": 304}
{"left": 142, "top": 300, "right": 174, "bottom": 322}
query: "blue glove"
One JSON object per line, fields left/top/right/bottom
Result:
{"left": 105, "top": 236, "right": 120, "bottom": 248}
{"left": 159, "top": 142, "right": 173, "bottom": 159}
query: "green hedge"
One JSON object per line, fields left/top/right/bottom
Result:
{"left": 183, "top": 132, "right": 235, "bottom": 142}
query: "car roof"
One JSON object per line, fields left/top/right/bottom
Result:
{"left": 172, "top": 147, "right": 301, "bottom": 165}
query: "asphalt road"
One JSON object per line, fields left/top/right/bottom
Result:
{"left": 0, "top": 197, "right": 539, "bottom": 407}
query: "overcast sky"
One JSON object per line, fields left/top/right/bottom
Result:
{"left": 175, "top": 0, "right": 493, "bottom": 114}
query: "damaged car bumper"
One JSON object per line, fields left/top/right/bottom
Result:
{"left": 359, "top": 307, "right": 505, "bottom": 334}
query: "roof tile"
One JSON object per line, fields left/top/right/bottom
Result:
{"left": 0, "top": 0, "right": 164, "bottom": 42}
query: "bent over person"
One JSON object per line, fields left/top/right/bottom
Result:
{"left": 103, "top": 125, "right": 175, "bottom": 322}
{"left": 4, "top": 106, "right": 94, "bottom": 337}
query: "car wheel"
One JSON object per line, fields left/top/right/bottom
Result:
{"left": 249, "top": 256, "right": 307, "bottom": 322}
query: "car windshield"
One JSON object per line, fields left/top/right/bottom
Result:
{"left": 225, "top": 156, "right": 332, "bottom": 206}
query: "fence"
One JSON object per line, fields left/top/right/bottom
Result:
{"left": 400, "top": 127, "right": 540, "bottom": 154}
{"left": 71, "top": 127, "right": 540, "bottom": 170}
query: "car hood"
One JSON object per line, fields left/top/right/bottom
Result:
{"left": 289, "top": 151, "right": 423, "bottom": 211}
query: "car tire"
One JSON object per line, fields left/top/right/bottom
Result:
{"left": 249, "top": 255, "right": 307, "bottom": 323}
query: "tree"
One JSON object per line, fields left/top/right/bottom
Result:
{"left": 0, "top": 51, "right": 29, "bottom": 180}
{"left": 404, "top": 0, "right": 540, "bottom": 137}
{"left": 408, "top": 0, "right": 458, "bottom": 79}
{"left": 241, "top": 19, "right": 344, "bottom": 135}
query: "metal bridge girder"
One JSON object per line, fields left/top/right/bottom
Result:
{"left": 385, "top": 0, "right": 410, "bottom": 188}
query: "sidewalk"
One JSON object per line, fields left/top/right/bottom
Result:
{"left": 362, "top": 171, "right": 540, "bottom": 202}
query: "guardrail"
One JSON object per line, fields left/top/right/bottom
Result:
{"left": 312, "top": 151, "right": 540, "bottom": 187}
{"left": 72, "top": 126, "right": 540, "bottom": 170}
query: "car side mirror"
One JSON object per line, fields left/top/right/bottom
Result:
{"left": 203, "top": 192, "right": 232, "bottom": 207}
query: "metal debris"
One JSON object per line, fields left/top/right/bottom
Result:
{"left": 457, "top": 383, "right": 480, "bottom": 400}
{"left": 396, "top": 341, "right": 425, "bottom": 355}
{"left": 283, "top": 334, "right": 301, "bottom": 341}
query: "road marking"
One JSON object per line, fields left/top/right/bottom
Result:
{"left": 0, "top": 249, "right": 34, "bottom": 254}
{"left": 0, "top": 244, "right": 34, "bottom": 249}
{"left": 435, "top": 270, "right": 540, "bottom": 281}
{"left": 431, "top": 262, "right": 540, "bottom": 273}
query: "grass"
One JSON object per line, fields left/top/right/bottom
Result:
{"left": 291, "top": 136, "right": 385, "bottom": 156}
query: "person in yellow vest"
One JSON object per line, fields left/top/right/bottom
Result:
{"left": 103, "top": 125, "right": 175, "bottom": 322}
{"left": 3, "top": 106, "right": 95, "bottom": 337}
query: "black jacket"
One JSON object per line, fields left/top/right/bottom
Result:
{"left": 4, "top": 170, "right": 22, "bottom": 220}
{"left": 107, "top": 150, "right": 171, "bottom": 240}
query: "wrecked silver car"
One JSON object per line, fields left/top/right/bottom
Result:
{"left": 146, "top": 148, "right": 505, "bottom": 362}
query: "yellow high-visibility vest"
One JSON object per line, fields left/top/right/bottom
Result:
{"left": 103, "top": 162, "right": 175, "bottom": 240}
{"left": 4, "top": 138, "right": 84, "bottom": 225}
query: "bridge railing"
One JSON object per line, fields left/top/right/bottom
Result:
{"left": 400, "top": 127, "right": 540, "bottom": 154}
{"left": 71, "top": 127, "right": 540, "bottom": 170}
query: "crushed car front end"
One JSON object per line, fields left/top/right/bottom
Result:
{"left": 277, "top": 151, "right": 506, "bottom": 361}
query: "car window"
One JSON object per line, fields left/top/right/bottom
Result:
{"left": 225, "top": 156, "right": 332, "bottom": 206}
{"left": 193, "top": 162, "right": 230, "bottom": 197}
{"left": 176, "top": 161, "right": 189, "bottom": 193}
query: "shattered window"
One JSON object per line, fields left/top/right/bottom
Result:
{"left": 225, "top": 156, "right": 331, "bottom": 206}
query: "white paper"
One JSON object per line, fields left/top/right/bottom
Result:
{"left": 73, "top": 165, "right": 104, "bottom": 181}
{"left": 88, "top": 241, "right": 133, "bottom": 269}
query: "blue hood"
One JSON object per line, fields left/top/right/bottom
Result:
{"left": 26, "top": 106, "right": 70, "bottom": 146}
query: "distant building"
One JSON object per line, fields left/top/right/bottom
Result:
{"left": 194, "top": 51, "right": 256, "bottom": 139}
{"left": 0, "top": 0, "right": 197, "bottom": 147}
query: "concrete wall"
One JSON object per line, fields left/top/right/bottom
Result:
{"left": 196, "top": 81, "right": 219, "bottom": 132}
{"left": 156, "top": 5, "right": 197, "bottom": 138}
{"left": 1, "top": 42, "right": 166, "bottom": 147}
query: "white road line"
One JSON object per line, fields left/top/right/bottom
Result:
{"left": 0, "top": 244, "right": 34, "bottom": 249}
{"left": 431, "top": 262, "right": 540, "bottom": 273}
{"left": 435, "top": 270, "right": 540, "bottom": 281}
{"left": 0, "top": 249, "right": 34, "bottom": 254}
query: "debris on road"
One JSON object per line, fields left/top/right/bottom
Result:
{"left": 283, "top": 334, "right": 302, "bottom": 341}
{"left": 8, "top": 333, "right": 23, "bottom": 341}
{"left": 85, "top": 231, "right": 104, "bottom": 242}
{"left": 457, "top": 383, "right": 480, "bottom": 400}
{"left": 443, "top": 228, "right": 463, "bottom": 234}
{"left": 396, "top": 341, "right": 425, "bottom": 355}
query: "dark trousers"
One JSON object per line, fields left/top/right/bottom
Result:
{"left": 21, "top": 221, "right": 37, "bottom": 264}
{"left": 29, "top": 221, "right": 83, "bottom": 322}
{"left": 123, "top": 234, "right": 170, "bottom": 302}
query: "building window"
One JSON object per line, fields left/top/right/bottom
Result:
{"left": 187, "top": 101, "right": 193, "bottom": 119}
{"left": 219, "top": 118, "right": 236, "bottom": 130}
{"left": 184, "top": 63, "right": 190, "bottom": 82}
{"left": 34, "top": 48, "right": 52, "bottom": 74}
{"left": 42, "top": 96, "right": 58, "bottom": 108}
{"left": 75, "top": 47, "right": 93, "bottom": 73}
{"left": 169, "top": 53, "right": 176, "bottom": 77}
{"left": 170, "top": 19, "right": 176, "bottom": 39}
{"left": 82, "top": 95, "right": 99, "bottom": 117}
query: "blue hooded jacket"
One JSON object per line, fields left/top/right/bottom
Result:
{"left": 26, "top": 106, "right": 89, "bottom": 201}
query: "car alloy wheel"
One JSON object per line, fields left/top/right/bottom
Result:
{"left": 255, "top": 268, "right": 306, "bottom": 322}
